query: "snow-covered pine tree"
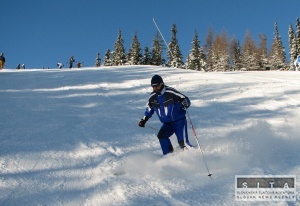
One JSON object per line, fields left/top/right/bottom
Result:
{"left": 257, "top": 34, "right": 268, "bottom": 69}
{"left": 142, "top": 46, "right": 151, "bottom": 65}
{"left": 269, "top": 22, "right": 286, "bottom": 70}
{"left": 167, "top": 24, "right": 183, "bottom": 68}
{"left": 113, "top": 29, "right": 127, "bottom": 66}
{"left": 288, "top": 24, "right": 297, "bottom": 69}
{"left": 183, "top": 55, "right": 191, "bottom": 70}
{"left": 128, "top": 32, "right": 142, "bottom": 65}
{"left": 186, "top": 30, "right": 206, "bottom": 71}
{"left": 230, "top": 37, "right": 243, "bottom": 71}
{"left": 151, "top": 32, "right": 165, "bottom": 66}
{"left": 95, "top": 52, "right": 101, "bottom": 67}
{"left": 103, "top": 49, "right": 112, "bottom": 66}
{"left": 204, "top": 27, "right": 214, "bottom": 71}
{"left": 295, "top": 17, "right": 300, "bottom": 56}
{"left": 199, "top": 46, "right": 206, "bottom": 70}
{"left": 242, "top": 30, "right": 258, "bottom": 71}
{"left": 211, "top": 31, "right": 230, "bottom": 71}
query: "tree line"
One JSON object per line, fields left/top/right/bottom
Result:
{"left": 99, "top": 17, "right": 300, "bottom": 71}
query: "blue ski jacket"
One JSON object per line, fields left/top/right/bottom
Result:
{"left": 144, "top": 85, "right": 191, "bottom": 123}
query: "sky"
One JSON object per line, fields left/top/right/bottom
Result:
{"left": 1, "top": 0, "right": 300, "bottom": 69}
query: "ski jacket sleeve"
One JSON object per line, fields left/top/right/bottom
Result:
{"left": 167, "top": 86, "right": 191, "bottom": 108}
{"left": 144, "top": 93, "right": 155, "bottom": 119}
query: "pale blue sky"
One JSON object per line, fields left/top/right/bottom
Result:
{"left": 1, "top": 0, "right": 299, "bottom": 69}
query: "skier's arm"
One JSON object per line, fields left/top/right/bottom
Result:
{"left": 144, "top": 101, "right": 154, "bottom": 119}
{"left": 169, "top": 88, "right": 191, "bottom": 109}
{"left": 138, "top": 101, "right": 154, "bottom": 127}
{"left": 180, "top": 96, "right": 191, "bottom": 109}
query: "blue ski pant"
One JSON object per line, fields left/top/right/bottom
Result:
{"left": 157, "top": 118, "right": 189, "bottom": 155}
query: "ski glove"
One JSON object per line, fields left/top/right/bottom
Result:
{"left": 138, "top": 116, "right": 149, "bottom": 127}
{"left": 181, "top": 99, "right": 190, "bottom": 109}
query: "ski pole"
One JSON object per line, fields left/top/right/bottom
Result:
{"left": 152, "top": 18, "right": 174, "bottom": 59}
{"left": 186, "top": 109, "right": 212, "bottom": 179}
{"left": 146, "top": 125, "right": 158, "bottom": 131}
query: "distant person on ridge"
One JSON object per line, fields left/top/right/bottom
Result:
{"left": 76, "top": 61, "right": 82, "bottom": 68}
{"left": 294, "top": 55, "right": 300, "bottom": 71}
{"left": 0, "top": 53, "right": 6, "bottom": 70}
{"left": 138, "top": 75, "right": 191, "bottom": 155}
{"left": 57, "top": 63, "right": 64, "bottom": 69}
{"left": 69, "top": 56, "right": 75, "bottom": 68}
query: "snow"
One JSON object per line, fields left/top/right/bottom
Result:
{"left": 0, "top": 66, "right": 300, "bottom": 205}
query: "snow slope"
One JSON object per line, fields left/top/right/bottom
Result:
{"left": 0, "top": 66, "right": 300, "bottom": 206}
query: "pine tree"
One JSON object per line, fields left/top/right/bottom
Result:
{"left": 142, "top": 46, "right": 151, "bottom": 65}
{"left": 113, "top": 29, "right": 127, "bottom": 66}
{"left": 211, "top": 31, "right": 230, "bottom": 71}
{"left": 103, "top": 49, "right": 112, "bottom": 66}
{"left": 95, "top": 52, "right": 101, "bottom": 67}
{"left": 151, "top": 32, "right": 165, "bottom": 66}
{"left": 186, "top": 30, "right": 206, "bottom": 71}
{"left": 230, "top": 37, "right": 243, "bottom": 71}
{"left": 128, "top": 32, "right": 142, "bottom": 65}
{"left": 288, "top": 24, "right": 297, "bottom": 69}
{"left": 269, "top": 22, "right": 286, "bottom": 69}
{"left": 242, "top": 30, "right": 258, "bottom": 71}
{"left": 296, "top": 17, "right": 300, "bottom": 56}
{"left": 257, "top": 34, "right": 268, "bottom": 69}
{"left": 167, "top": 24, "right": 183, "bottom": 68}
{"left": 204, "top": 27, "right": 214, "bottom": 71}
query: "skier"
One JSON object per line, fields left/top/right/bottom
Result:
{"left": 76, "top": 61, "right": 82, "bottom": 68}
{"left": 95, "top": 52, "right": 101, "bottom": 67}
{"left": 294, "top": 55, "right": 300, "bottom": 71}
{"left": 69, "top": 56, "right": 75, "bottom": 68}
{"left": 138, "top": 75, "right": 191, "bottom": 155}
{"left": 57, "top": 63, "right": 64, "bottom": 69}
{"left": 0, "top": 53, "right": 6, "bottom": 70}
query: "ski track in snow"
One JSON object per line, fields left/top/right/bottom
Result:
{"left": 0, "top": 66, "right": 300, "bottom": 205}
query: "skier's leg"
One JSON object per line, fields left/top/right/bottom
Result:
{"left": 183, "top": 118, "right": 193, "bottom": 147}
{"left": 173, "top": 119, "right": 189, "bottom": 148}
{"left": 157, "top": 123, "right": 174, "bottom": 155}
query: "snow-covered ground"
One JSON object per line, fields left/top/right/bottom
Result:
{"left": 0, "top": 66, "right": 300, "bottom": 206}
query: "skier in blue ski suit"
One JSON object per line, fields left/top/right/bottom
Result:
{"left": 139, "top": 75, "right": 191, "bottom": 155}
